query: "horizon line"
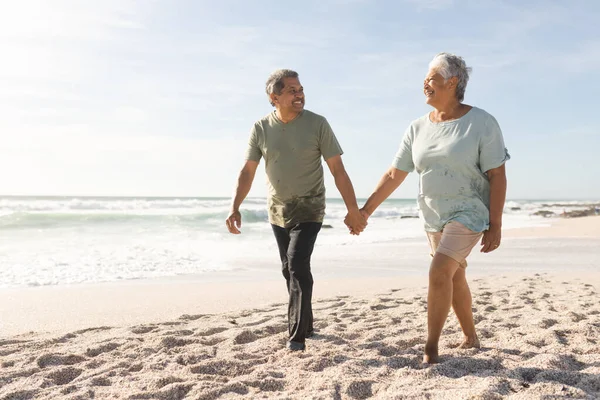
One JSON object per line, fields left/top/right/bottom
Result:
{"left": 1, "top": 194, "right": 598, "bottom": 202}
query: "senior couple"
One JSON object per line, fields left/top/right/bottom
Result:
{"left": 225, "top": 53, "right": 510, "bottom": 363}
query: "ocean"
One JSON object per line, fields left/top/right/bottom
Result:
{"left": 0, "top": 196, "right": 595, "bottom": 288}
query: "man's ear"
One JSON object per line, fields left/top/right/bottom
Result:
{"left": 270, "top": 93, "right": 278, "bottom": 105}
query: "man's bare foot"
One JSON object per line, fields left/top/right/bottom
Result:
{"left": 458, "top": 336, "right": 480, "bottom": 349}
{"left": 422, "top": 343, "right": 439, "bottom": 364}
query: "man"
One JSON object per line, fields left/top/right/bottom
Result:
{"left": 225, "top": 69, "right": 366, "bottom": 351}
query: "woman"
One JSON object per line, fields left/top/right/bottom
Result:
{"left": 356, "top": 53, "right": 509, "bottom": 363}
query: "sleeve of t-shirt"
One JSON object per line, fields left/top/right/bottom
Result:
{"left": 392, "top": 124, "right": 415, "bottom": 172}
{"left": 479, "top": 115, "right": 510, "bottom": 173}
{"left": 244, "top": 124, "right": 263, "bottom": 162}
{"left": 319, "top": 118, "right": 344, "bottom": 160}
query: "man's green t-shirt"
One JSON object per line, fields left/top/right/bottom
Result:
{"left": 245, "top": 110, "right": 343, "bottom": 228}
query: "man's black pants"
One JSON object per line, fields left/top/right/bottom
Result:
{"left": 271, "top": 222, "right": 322, "bottom": 343}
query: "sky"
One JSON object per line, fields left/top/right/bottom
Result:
{"left": 1, "top": 0, "right": 599, "bottom": 200}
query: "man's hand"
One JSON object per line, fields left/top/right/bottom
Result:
{"left": 344, "top": 209, "right": 368, "bottom": 235}
{"left": 347, "top": 208, "right": 371, "bottom": 235}
{"left": 225, "top": 210, "right": 242, "bottom": 234}
{"left": 481, "top": 223, "right": 501, "bottom": 253}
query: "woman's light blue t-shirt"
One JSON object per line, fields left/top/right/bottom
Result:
{"left": 392, "top": 107, "right": 510, "bottom": 233}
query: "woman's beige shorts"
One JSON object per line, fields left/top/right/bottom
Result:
{"left": 426, "top": 221, "right": 483, "bottom": 268}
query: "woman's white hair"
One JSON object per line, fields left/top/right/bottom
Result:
{"left": 429, "top": 53, "right": 472, "bottom": 102}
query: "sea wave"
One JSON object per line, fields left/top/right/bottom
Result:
{"left": 0, "top": 209, "right": 270, "bottom": 229}
{"left": 0, "top": 197, "right": 260, "bottom": 212}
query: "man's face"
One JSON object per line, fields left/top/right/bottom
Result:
{"left": 271, "top": 77, "right": 305, "bottom": 112}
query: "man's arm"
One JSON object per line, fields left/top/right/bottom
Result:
{"left": 481, "top": 164, "right": 507, "bottom": 252}
{"left": 325, "top": 155, "right": 366, "bottom": 233}
{"left": 361, "top": 167, "right": 409, "bottom": 217}
{"left": 226, "top": 160, "right": 259, "bottom": 234}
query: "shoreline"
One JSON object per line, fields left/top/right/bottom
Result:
{"left": 1, "top": 216, "right": 598, "bottom": 338}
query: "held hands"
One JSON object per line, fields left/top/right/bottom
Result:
{"left": 225, "top": 210, "right": 242, "bottom": 234}
{"left": 480, "top": 223, "right": 501, "bottom": 253}
{"left": 344, "top": 208, "right": 369, "bottom": 235}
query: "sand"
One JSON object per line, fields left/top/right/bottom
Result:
{"left": 1, "top": 216, "right": 599, "bottom": 399}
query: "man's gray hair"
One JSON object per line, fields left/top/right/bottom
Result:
{"left": 429, "top": 53, "right": 472, "bottom": 102}
{"left": 265, "top": 69, "right": 299, "bottom": 106}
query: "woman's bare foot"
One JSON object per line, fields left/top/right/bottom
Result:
{"left": 458, "top": 336, "right": 480, "bottom": 349}
{"left": 422, "top": 343, "right": 439, "bottom": 364}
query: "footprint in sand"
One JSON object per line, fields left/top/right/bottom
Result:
{"left": 179, "top": 314, "right": 206, "bottom": 321}
{"left": 0, "top": 339, "right": 31, "bottom": 346}
{"left": 52, "top": 333, "right": 77, "bottom": 344}
{"left": 128, "top": 363, "right": 145, "bottom": 372}
{"left": 0, "top": 348, "right": 20, "bottom": 357}
{"left": 86, "top": 342, "right": 121, "bottom": 357}
{"left": 196, "top": 327, "right": 229, "bottom": 337}
{"left": 233, "top": 352, "right": 268, "bottom": 361}
{"left": 195, "top": 382, "right": 248, "bottom": 400}
{"left": 131, "top": 383, "right": 195, "bottom": 400}
{"left": 377, "top": 297, "right": 395, "bottom": 303}
{"left": 199, "top": 336, "right": 227, "bottom": 346}
{"left": 552, "top": 330, "right": 570, "bottom": 345}
{"left": 73, "top": 326, "right": 112, "bottom": 335}
{"left": 240, "top": 317, "right": 272, "bottom": 327}
{"left": 244, "top": 378, "right": 285, "bottom": 392}
{"left": 46, "top": 366, "right": 83, "bottom": 385}
{"left": 315, "top": 301, "right": 346, "bottom": 310}
{"left": 342, "top": 332, "right": 361, "bottom": 340}
{"left": 160, "top": 321, "right": 184, "bottom": 327}
{"left": 537, "top": 319, "right": 558, "bottom": 329}
{"left": 567, "top": 311, "right": 587, "bottom": 322}
{"left": 233, "top": 330, "right": 259, "bottom": 345}
{"left": 131, "top": 325, "right": 158, "bottom": 334}
{"left": 161, "top": 336, "right": 196, "bottom": 349}
{"left": 262, "top": 324, "right": 287, "bottom": 335}
{"left": 191, "top": 359, "right": 258, "bottom": 377}
{"left": 154, "top": 376, "right": 185, "bottom": 389}
{"left": 1, "top": 390, "right": 39, "bottom": 400}
{"left": 37, "top": 354, "right": 86, "bottom": 368}
{"left": 369, "top": 303, "right": 396, "bottom": 311}
{"left": 163, "top": 329, "right": 195, "bottom": 337}
{"left": 345, "top": 380, "right": 374, "bottom": 399}
{"left": 525, "top": 338, "right": 548, "bottom": 348}
{"left": 377, "top": 345, "right": 400, "bottom": 357}
{"left": 175, "top": 351, "right": 213, "bottom": 366}
{"left": 91, "top": 376, "right": 112, "bottom": 386}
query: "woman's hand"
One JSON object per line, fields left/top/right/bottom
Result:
{"left": 480, "top": 223, "right": 501, "bottom": 253}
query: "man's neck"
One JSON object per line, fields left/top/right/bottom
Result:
{"left": 275, "top": 108, "right": 301, "bottom": 124}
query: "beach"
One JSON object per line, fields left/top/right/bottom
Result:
{"left": 1, "top": 216, "right": 599, "bottom": 399}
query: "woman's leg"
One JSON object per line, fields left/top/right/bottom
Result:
{"left": 451, "top": 266, "right": 480, "bottom": 348}
{"left": 424, "top": 253, "right": 460, "bottom": 364}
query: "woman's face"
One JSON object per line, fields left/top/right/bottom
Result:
{"left": 423, "top": 68, "right": 456, "bottom": 106}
